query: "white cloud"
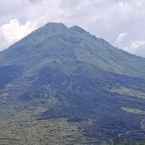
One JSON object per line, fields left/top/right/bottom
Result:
{"left": 130, "top": 41, "right": 145, "bottom": 50}
{"left": 0, "top": 19, "right": 36, "bottom": 49}
{"left": 0, "top": 0, "right": 145, "bottom": 57}
{"left": 128, "top": 41, "right": 145, "bottom": 57}
{"left": 114, "top": 34, "right": 145, "bottom": 56}
{"left": 115, "top": 33, "right": 128, "bottom": 45}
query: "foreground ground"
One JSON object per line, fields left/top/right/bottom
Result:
{"left": 0, "top": 108, "right": 145, "bottom": 145}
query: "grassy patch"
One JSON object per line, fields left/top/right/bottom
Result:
{"left": 121, "top": 107, "right": 145, "bottom": 115}
{"left": 111, "top": 86, "right": 145, "bottom": 100}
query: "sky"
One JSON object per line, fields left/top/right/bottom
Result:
{"left": 0, "top": 0, "right": 145, "bottom": 57}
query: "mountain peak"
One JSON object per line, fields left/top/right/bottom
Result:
{"left": 36, "top": 22, "right": 68, "bottom": 36}
{"left": 45, "top": 22, "right": 67, "bottom": 29}
{"left": 2, "top": 22, "right": 145, "bottom": 79}
{"left": 70, "top": 25, "right": 88, "bottom": 34}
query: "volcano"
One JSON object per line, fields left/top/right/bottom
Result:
{"left": 0, "top": 23, "right": 145, "bottom": 144}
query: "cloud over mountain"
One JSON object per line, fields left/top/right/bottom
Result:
{"left": 0, "top": 0, "right": 145, "bottom": 57}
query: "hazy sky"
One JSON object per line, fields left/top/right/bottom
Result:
{"left": 0, "top": 0, "right": 145, "bottom": 57}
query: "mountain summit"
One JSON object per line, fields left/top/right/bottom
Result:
{"left": 1, "top": 23, "right": 145, "bottom": 78}
{"left": 0, "top": 23, "right": 145, "bottom": 144}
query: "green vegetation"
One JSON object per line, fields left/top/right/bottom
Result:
{"left": 121, "top": 107, "right": 145, "bottom": 115}
{"left": 111, "top": 87, "right": 145, "bottom": 100}
{"left": 0, "top": 118, "right": 87, "bottom": 145}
